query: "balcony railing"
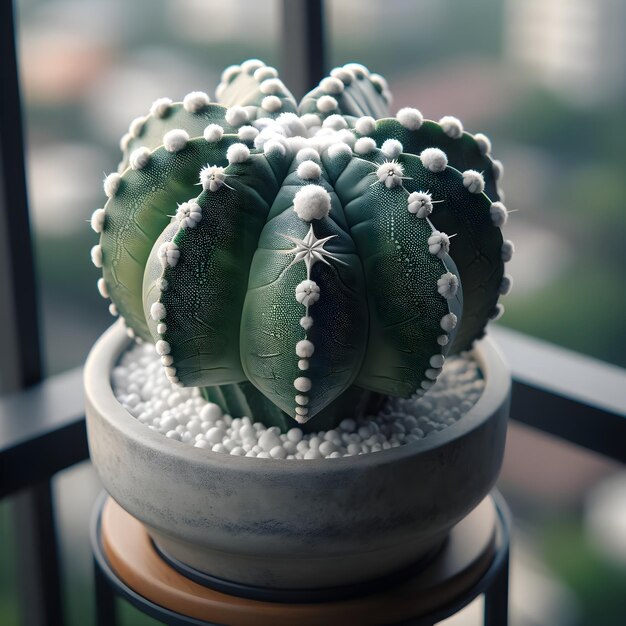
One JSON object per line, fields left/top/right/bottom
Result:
{"left": 1, "top": 1, "right": 625, "bottom": 624}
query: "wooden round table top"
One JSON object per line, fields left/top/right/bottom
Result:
{"left": 100, "top": 495, "right": 497, "bottom": 626}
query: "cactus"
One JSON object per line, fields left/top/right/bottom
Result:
{"left": 90, "top": 59, "right": 513, "bottom": 432}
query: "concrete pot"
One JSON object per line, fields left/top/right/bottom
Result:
{"left": 85, "top": 321, "right": 510, "bottom": 594}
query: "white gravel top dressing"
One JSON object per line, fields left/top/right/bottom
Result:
{"left": 112, "top": 343, "right": 484, "bottom": 460}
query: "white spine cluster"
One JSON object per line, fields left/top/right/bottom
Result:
{"left": 407, "top": 191, "right": 433, "bottom": 218}
{"left": 376, "top": 160, "right": 406, "bottom": 188}
{"left": 428, "top": 231, "right": 451, "bottom": 257}
{"left": 200, "top": 165, "right": 227, "bottom": 192}
{"left": 462, "top": 170, "right": 485, "bottom": 194}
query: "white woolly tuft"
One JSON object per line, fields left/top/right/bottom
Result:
{"left": 276, "top": 112, "right": 308, "bottom": 137}
{"left": 490, "top": 304, "right": 505, "bottom": 321}
{"left": 293, "top": 185, "right": 331, "bottom": 221}
{"left": 176, "top": 200, "right": 202, "bottom": 229}
{"left": 474, "top": 133, "right": 491, "bottom": 155}
{"left": 440, "top": 312, "right": 458, "bottom": 332}
{"left": 462, "top": 169, "right": 485, "bottom": 194}
{"left": 157, "top": 278, "right": 168, "bottom": 292}
{"left": 336, "top": 129, "right": 356, "bottom": 148}
{"left": 108, "top": 303, "right": 118, "bottom": 316}
{"left": 157, "top": 323, "right": 167, "bottom": 335}
{"left": 237, "top": 125, "right": 259, "bottom": 142}
{"left": 327, "top": 142, "right": 352, "bottom": 160}
{"left": 259, "top": 78, "right": 285, "bottom": 95}
{"left": 420, "top": 148, "right": 448, "bottom": 173}
{"left": 299, "top": 315, "right": 314, "bottom": 330}
{"left": 407, "top": 191, "right": 433, "bottom": 218}
{"left": 297, "top": 160, "right": 321, "bottom": 180}
{"left": 322, "top": 114, "right": 348, "bottom": 130}
{"left": 501, "top": 240, "right": 515, "bottom": 262}
{"left": 331, "top": 67, "right": 354, "bottom": 84}
{"left": 128, "top": 116, "right": 147, "bottom": 138}
{"left": 490, "top": 201, "right": 508, "bottom": 227}
{"left": 293, "top": 377, "right": 312, "bottom": 392}
{"left": 119, "top": 133, "right": 132, "bottom": 152}
{"left": 316, "top": 95, "right": 338, "bottom": 113}
{"left": 421, "top": 380, "right": 435, "bottom": 390}
{"left": 150, "top": 302, "right": 166, "bottom": 321}
{"left": 439, "top": 116, "right": 464, "bottom": 139}
{"left": 163, "top": 129, "right": 189, "bottom": 152}
{"left": 263, "top": 139, "right": 286, "bottom": 156}
{"left": 300, "top": 113, "right": 322, "bottom": 129}
{"left": 90, "top": 208, "right": 106, "bottom": 233}
{"left": 158, "top": 242, "right": 180, "bottom": 268}
{"left": 369, "top": 73, "right": 388, "bottom": 92}
{"left": 200, "top": 165, "right": 226, "bottom": 192}
{"left": 97, "top": 278, "right": 109, "bottom": 298}
{"left": 354, "top": 137, "right": 376, "bottom": 155}
{"left": 90, "top": 245, "right": 103, "bottom": 268}
{"left": 295, "top": 279, "right": 320, "bottom": 306}
{"left": 241, "top": 59, "right": 265, "bottom": 73}
{"left": 499, "top": 274, "right": 513, "bottom": 295}
{"left": 221, "top": 64, "right": 240, "bottom": 83}
{"left": 295, "top": 394, "right": 309, "bottom": 405}
{"left": 203, "top": 124, "right": 224, "bottom": 143}
{"left": 320, "top": 77, "right": 344, "bottom": 94}
{"left": 344, "top": 63, "right": 369, "bottom": 78}
{"left": 428, "top": 231, "right": 451, "bottom": 257}
{"left": 355, "top": 116, "right": 376, "bottom": 135}
{"left": 183, "top": 91, "right": 210, "bottom": 113}
{"left": 226, "top": 142, "right": 250, "bottom": 164}
{"left": 129, "top": 147, "right": 151, "bottom": 170}
{"left": 298, "top": 360, "right": 309, "bottom": 371}
{"left": 296, "top": 148, "right": 321, "bottom": 163}
{"left": 225, "top": 106, "right": 248, "bottom": 127}
{"left": 103, "top": 173, "right": 122, "bottom": 198}
{"left": 155, "top": 340, "right": 171, "bottom": 356}
{"left": 150, "top": 97, "right": 173, "bottom": 118}
{"left": 254, "top": 66, "right": 278, "bottom": 81}
{"left": 396, "top": 107, "right": 423, "bottom": 131}
{"left": 437, "top": 272, "right": 459, "bottom": 299}
{"left": 381, "top": 139, "right": 403, "bottom": 159}
{"left": 492, "top": 159, "right": 504, "bottom": 180}
{"left": 376, "top": 160, "right": 406, "bottom": 188}
{"left": 296, "top": 340, "right": 315, "bottom": 358}
{"left": 437, "top": 334, "right": 449, "bottom": 346}
{"left": 261, "top": 95, "right": 282, "bottom": 112}
{"left": 425, "top": 368, "right": 442, "bottom": 380}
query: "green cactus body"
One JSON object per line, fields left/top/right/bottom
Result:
{"left": 91, "top": 60, "right": 512, "bottom": 430}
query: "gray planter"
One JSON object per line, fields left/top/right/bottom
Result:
{"left": 85, "top": 321, "right": 510, "bottom": 592}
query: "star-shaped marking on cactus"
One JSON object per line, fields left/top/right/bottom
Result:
{"left": 280, "top": 224, "right": 347, "bottom": 275}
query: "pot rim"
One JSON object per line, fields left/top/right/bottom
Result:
{"left": 85, "top": 320, "right": 511, "bottom": 474}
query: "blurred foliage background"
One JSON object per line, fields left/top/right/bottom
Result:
{"left": 1, "top": 0, "right": 624, "bottom": 624}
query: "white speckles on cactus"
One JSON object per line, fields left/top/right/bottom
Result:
{"left": 254, "top": 66, "right": 278, "bottom": 81}
{"left": 376, "top": 160, "right": 406, "bottom": 188}
{"left": 439, "top": 116, "right": 463, "bottom": 139}
{"left": 183, "top": 91, "right": 210, "bottom": 113}
{"left": 155, "top": 340, "right": 171, "bottom": 356}
{"left": 354, "top": 137, "right": 376, "bottom": 155}
{"left": 295, "top": 280, "right": 320, "bottom": 306}
{"left": 158, "top": 242, "right": 180, "bottom": 268}
{"left": 407, "top": 191, "right": 433, "bottom": 218}
{"left": 297, "top": 160, "right": 321, "bottom": 180}
{"left": 261, "top": 95, "right": 282, "bottom": 112}
{"left": 316, "top": 95, "right": 338, "bottom": 113}
{"left": 163, "top": 129, "right": 189, "bottom": 152}
{"left": 381, "top": 139, "right": 403, "bottom": 159}
{"left": 237, "top": 125, "right": 259, "bottom": 142}
{"left": 90, "top": 245, "right": 103, "bottom": 268}
{"left": 150, "top": 97, "right": 173, "bottom": 118}
{"left": 203, "top": 124, "right": 224, "bottom": 143}
{"left": 294, "top": 377, "right": 312, "bottom": 392}
{"left": 440, "top": 312, "right": 458, "bottom": 332}
{"left": 320, "top": 77, "right": 344, "bottom": 94}
{"left": 97, "top": 278, "right": 109, "bottom": 298}
{"left": 420, "top": 148, "right": 448, "bottom": 173}
{"left": 200, "top": 165, "right": 227, "bottom": 192}
{"left": 490, "top": 202, "right": 508, "bottom": 227}
{"left": 293, "top": 185, "right": 331, "bottom": 221}
{"left": 462, "top": 170, "right": 485, "bottom": 194}
{"left": 501, "top": 240, "right": 515, "bottom": 262}
{"left": 176, "top": 200, "right": 202, "bottom": 228}
{"left": 103, "top": 173, "right": 121, "bottom": 198}
{"left": 150, "top": 302, "right": 166, "bottom": 321}
{"left": 437, "top": 272, "right": 459, "bottom": 299}
{"left": 129, "top": 147, "right": 151, "bottom": 170}
{"left": 396, "top": 107, "right": 423, "bottom": 131}
{"left": 474, "top": 133, "right": 491, "bottom": 156}
{"left": 128, "top": 116, "right": 147, "bottom": 138}
{"left": 300, "top": 316, "right": 313, "bottom": 330}
{"left": 225, "top": 106, "right": 248, "bottom": 127}
{"left": 499, "top": 274, "right": 513, "bottom": 295}
{"left": 90, "top": 208, "right": 106, "bottom": 233}
{"left": 295, "top": 340, "right": 315, "bottom": 358}
{"left": 428, "top": 231, "right": 451, "bottom": 257}
{"left": 226, "top": 143, "right": 250, "bottom": 164}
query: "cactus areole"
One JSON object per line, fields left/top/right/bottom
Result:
{"left": 91, "top": 60, "right": 513, "bottom": 432}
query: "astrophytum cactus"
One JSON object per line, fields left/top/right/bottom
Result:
{"left": 90, "top": 59, "right": 513, "bottom": 431}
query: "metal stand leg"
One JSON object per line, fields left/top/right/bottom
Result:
{"left": 484, "top": 548, "right": 509, "bottom": 626}
{"left": 94, "top": 557, "right": 117, "bottom": 626}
